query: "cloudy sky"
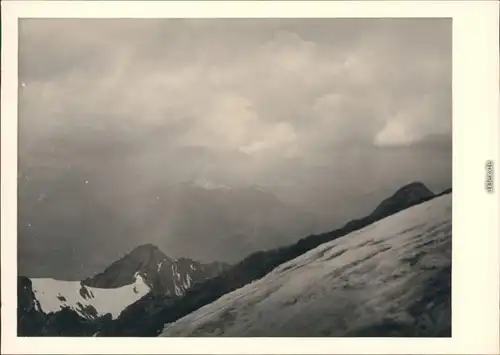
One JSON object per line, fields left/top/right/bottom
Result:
{"left": 18, "top": 19, "right": 452, "bottom": 279}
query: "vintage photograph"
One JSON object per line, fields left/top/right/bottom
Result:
{"left": 17, "top": 18, "right": 452, "bottom": 337}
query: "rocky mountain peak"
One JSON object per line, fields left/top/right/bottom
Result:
{"left": 369, "top": 181, "right": 435, "bottom": 221}
{"left": 82, "top": 244, "right": 170, "bottom": 289}
{"left": 81, "top": 244, "right": 229, "bottom": 296}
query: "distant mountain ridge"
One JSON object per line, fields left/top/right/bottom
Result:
{"left": 18, "top": 180, "right": 322, "bottom": 281}
{"left": 123, "top": 181, "right": 323, "bottom": 265}
{"left": 190, "top": 179, "right": 233, "bottom": 191}
{"left": 369, "top": 182, "right": 434, "bottom": 221}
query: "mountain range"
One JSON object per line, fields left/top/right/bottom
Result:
{"left": 18, "top": 246, "right": 229, "bottom": 335}
{"left": 18, "top": 181, "right": 451, "bottom": 337}
{"left": 128, "top": 181, "right": 324, "bottom": 263}
{"left": 19, "top": 180, "right": 323, "bottom": 280}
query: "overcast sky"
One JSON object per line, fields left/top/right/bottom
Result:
{"left": 18, "top": 19, "right": 452, "bottom": 278}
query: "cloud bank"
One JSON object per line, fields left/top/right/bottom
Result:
{"left": 18, "top": 19, "right": 452, "bottom": 278}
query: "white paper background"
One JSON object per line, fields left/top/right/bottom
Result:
{"left": 1, "top": 1, "right": 499, "bottom": 354}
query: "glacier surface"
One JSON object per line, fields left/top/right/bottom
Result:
{"left": 161, "top": 194, "right": 451, "bottom": 337}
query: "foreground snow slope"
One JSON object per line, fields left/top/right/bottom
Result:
{"left": 161, "top": 194, "right": 451, "bottom": 337}
{"left": 30, "top": 274, "right": 150, "bottom": 320}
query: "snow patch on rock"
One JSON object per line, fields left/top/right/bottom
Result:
{"left": 30, "top": 274, "right": 150, "bottom": 320}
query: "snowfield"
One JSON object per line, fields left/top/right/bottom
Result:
{"left": 161, "top": 194, "right": 452, "bottom": 337}
{"left": 30, "top": 274, "right": 150, "bottom": 319}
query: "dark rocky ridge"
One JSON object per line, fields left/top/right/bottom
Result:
{"left": 18, "top": 276, "right": 111, "bottom": 336}
{"left": 18, "top": 277, "right": 46, "bottom": 336}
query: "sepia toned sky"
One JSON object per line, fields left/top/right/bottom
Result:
{"left": 18, "top": 19, "right": 452, "bottom": 278}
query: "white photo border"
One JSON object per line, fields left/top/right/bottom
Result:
{"left": 1, "top": 1, "right": 499, "bottom": 354}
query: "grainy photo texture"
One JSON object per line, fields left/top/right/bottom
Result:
{"left": 17, "top": 18, "right": 452, "bottom": 337}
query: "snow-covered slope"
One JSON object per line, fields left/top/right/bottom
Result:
{"left": 161, "top": 193, "right": 451, "bottom": 337}
{"left": 30, "top": 273, "right": 150, "bottom": 320}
